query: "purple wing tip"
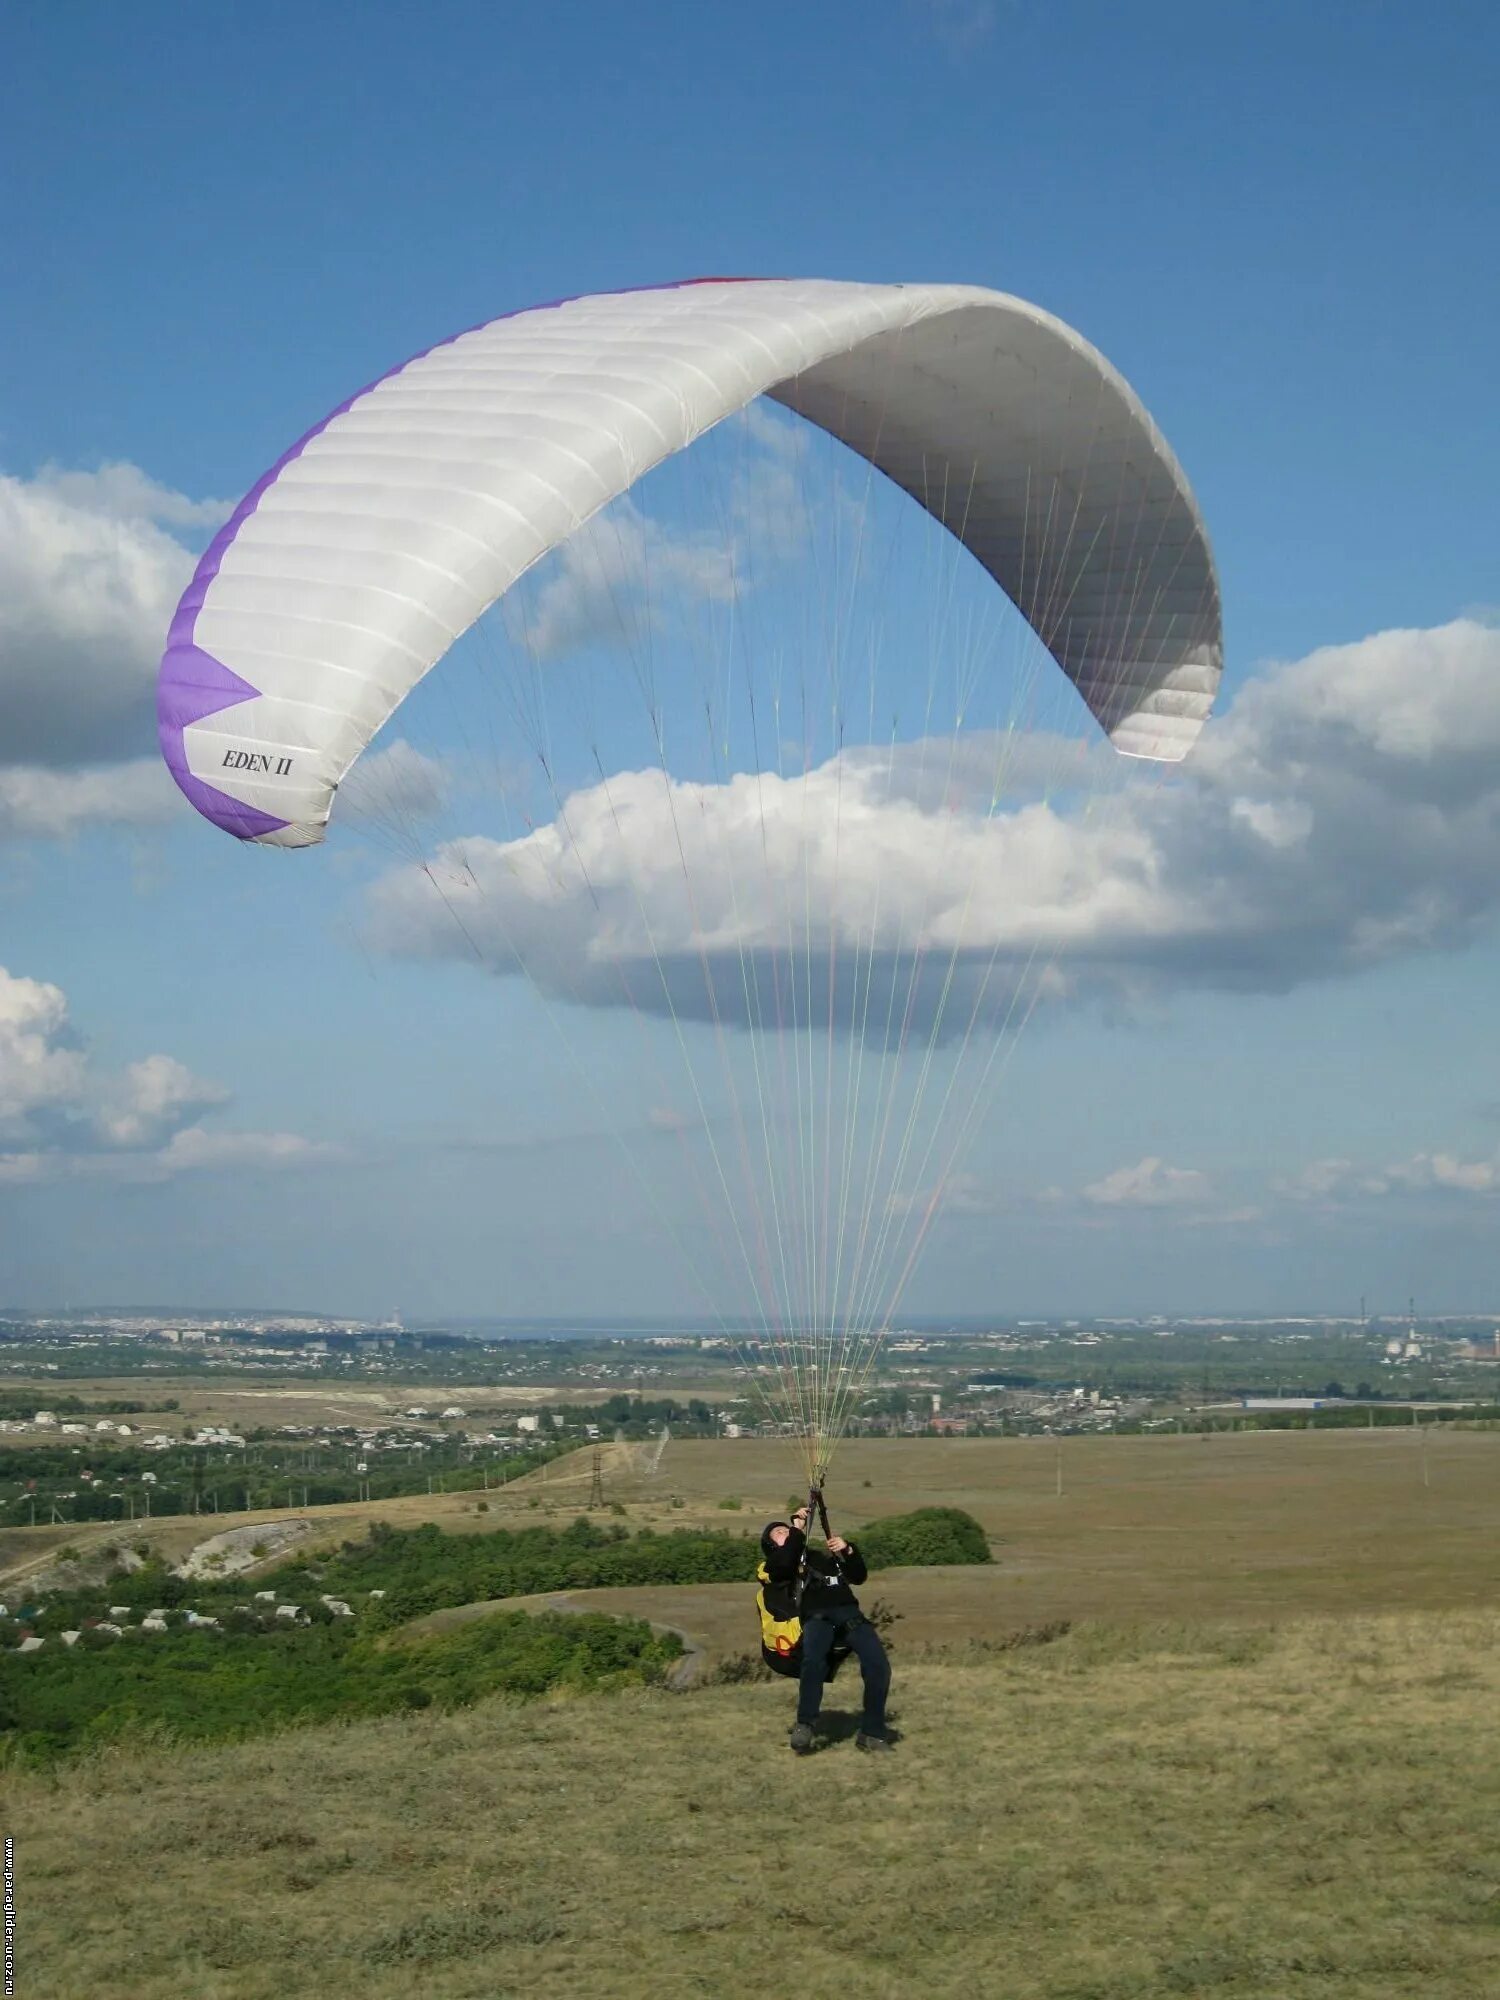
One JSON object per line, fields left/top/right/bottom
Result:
{"left": 158, "top": 640, "right": 289, "bottom": 841}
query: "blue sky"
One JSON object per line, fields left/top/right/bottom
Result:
{"left": 1, "top": 1, "right": 1497, "bottom": 1318}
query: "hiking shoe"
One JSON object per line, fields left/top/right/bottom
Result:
{"left": 789, "top": 1723, "right": 816, "bottom": 1754}
{"left": 855, "top": 1731, "right": 892, "bottom": 1753}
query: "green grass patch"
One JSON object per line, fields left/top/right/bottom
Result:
{"left": 0, "top": 1609, "right": 680, "bottom": 1765}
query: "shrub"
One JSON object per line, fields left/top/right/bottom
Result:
{"left": 716, "top": 1496, "right": 742, "bottom": 1511}
{"left": 856, "top": 1507, "right": 992, "bottom": 1570}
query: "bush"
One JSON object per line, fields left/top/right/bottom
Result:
{"left": 856, "top": 1507, "right": 992, "bottom": 1570}
{"left": 716, "top": 1496, "right": 742, "bottom": 1511}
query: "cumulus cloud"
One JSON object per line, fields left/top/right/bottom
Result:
{"left": 507, "top": 494, "right": 737, "bottom": 661}
{"left": 0, "top": 465, "right": 212, "bottom": 768}
{"left": 0, "top": 758, "right": 177, "bottom": 838}
{"left": 337, "top": 739, "right": 448, "bottom": 825}
{"left": 1278, "top": 1148, "right": 1500, "bottom": 1203}
{"left": 499, "top": 414, "right": 817, "bottom": 664}
{"left": 364, "top": 619, "right": 1500, "bottom": 1037}
{"left": 1082, "top": 1157, "right": 1212, "bottom": 1208}
{"left": 0, "top": 971, "right": 87, "bottom": 1138}
{"left": 95, "top": 1055, "right": 230, "bottom": 1150}
{"left": 0, "top": 964, "right": 330, "bottom": 1182}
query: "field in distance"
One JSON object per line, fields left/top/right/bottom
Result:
{"left": 400, "top": 1428, "right": 1500, "bottom": 1664}
{"left": 6, "top": 1428, "right": 1498, "bottom": 1641}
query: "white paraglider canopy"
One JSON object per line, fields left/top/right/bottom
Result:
{"left": 159, "top": 278, "right": 1221, "bottom": 847}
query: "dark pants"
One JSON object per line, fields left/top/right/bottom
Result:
{"left": 796, "top": 1612, "right": 890, "bottom": 1734}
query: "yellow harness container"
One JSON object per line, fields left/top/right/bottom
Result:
{"left": 756, "top": 1561, "right": 804, "bottom": 1674}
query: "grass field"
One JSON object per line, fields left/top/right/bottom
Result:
{"left": 7, "top": 1427, "right": 1499, "bottom": 1628}
{"left": 8, "top": 1609, "right": 1500, "bottom": 1999}
{"left": 8, "top": 1431, "right": 1500, "bottom": 1997}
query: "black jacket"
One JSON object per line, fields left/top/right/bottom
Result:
{"left": 760, "top": 1523, "right": 868, "bottom": 1619}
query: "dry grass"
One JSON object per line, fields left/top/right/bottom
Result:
{"left": 8, "top": 1610, "right": 1500, "bottom": 1999}
{"left": 8, "top": 1426, "right": 1499, "bottom": 1629}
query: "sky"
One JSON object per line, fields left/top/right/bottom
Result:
{"left": 1, "top": 0, "right": 1497, "bottom": 1320}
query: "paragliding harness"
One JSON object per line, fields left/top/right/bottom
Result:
{"left": 756, "top": 1481, "right": 853, "bottom": 1682}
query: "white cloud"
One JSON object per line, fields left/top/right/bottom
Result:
{"left": 0, "top": 465, "right": 206, "bottom": 767}
{"left": 1407, "top": 1153, "right": 1499, "bottom": 1194}
{"left": 1082, "top": 1157, "right": 1212, "bottom": 1208}
{"left": 916, "top": 0, "right": 998, "bottom": 52}
{"left": 95, "top": 1055, "right": 229, "bottom": 1150}
{"left": 509, "top": 494, "right": 737, "bottom": 661}
{"left": 337, "top": 739, "right": 448, "bottom": 824}
{"left": 27, "top": 462, "right": 232, "bottom": 534}
{"left": 0, "top": 759, "right": 177, "bottom": 839}
{"left": 1277, "top": 1147, "right": 1500, "bottom": 1204}
{"left": 148, "top": 1127, "right": 340, "bottom": 1176}
{"left": 498, "top": 415, "right": 817, "bottom": 665}
{"left": 0, "top": 963, "right": 329, "bottom": 1182}
{"left": 0, "top": 970, "right": 87, "bottom": 1137}
{"left": 364, "top": 619, "right": 1500, "bottom": 1036}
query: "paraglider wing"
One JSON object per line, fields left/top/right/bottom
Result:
{"left": 159, "top": 278, "right": 1221, "bottom": 847}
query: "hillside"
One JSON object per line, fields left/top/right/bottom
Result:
{"left": 9, "top": 1609, "right": 1500, "bottom": 2000}
{"left": 9, "top": 1426, "right": 1500, "bottom": 1622}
